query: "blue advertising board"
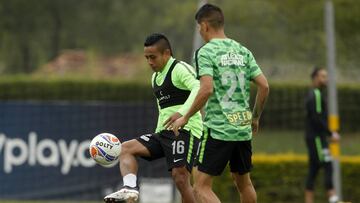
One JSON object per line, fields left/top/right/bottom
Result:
{"left": 0, "top": 101, "right": 168, "bottom": 199}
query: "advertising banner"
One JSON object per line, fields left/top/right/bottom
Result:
{"left": 0, "top": 101, "right": 168, "bottom": 199}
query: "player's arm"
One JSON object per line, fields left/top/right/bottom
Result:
{"left": 171, "top": 75, "right": 213, "bottom": 135}
{"left": 175, "top": 64, "right": 200, "bottom": 117}
{"left": 183, "top": 75, "right": 213, "bottom": 120}
{"left": 163, "top": 63, "right": 200, "bottom": 129}
{"left": 252, "top": 74, "right": 269, "bottom": 120}
{"left": 170, "top": 49, "right": 213, "bottom": 135}
{"left": 251, "top": 74, "right": 269, "bottom": 135}
{"left": 247, "top": 50, "right": 269, "bottom": 134}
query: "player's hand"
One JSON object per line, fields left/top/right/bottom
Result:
{"left": 331, "top": 132, "right": 340, "bottom": 142}
{"left": 171, "top": 116, "right": 189, "bottom": 136}
{"left": 251, "top": 118, "right": 259, "bottom": 135}
{"left": 164, "top": 112, "right": 182, "bottom": 130}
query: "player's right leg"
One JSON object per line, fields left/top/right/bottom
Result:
{"left": 325, "top": 163, "right": 339, "bottom": 203}
{"left": 322, "top": 142, "right": 339, "bottom": 203}
{"left": 193, "top": 168, "right": 221, "bottom": 203}
{"left": 104, "top": 133, "right": 163, "bottom": 203}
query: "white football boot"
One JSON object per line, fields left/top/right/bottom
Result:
{"left": 104, "top": 186, "right": 139, "bottom": 203}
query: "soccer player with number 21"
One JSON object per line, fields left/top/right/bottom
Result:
{"left": 171, "top": 4, "right": 269, "bottom": 203}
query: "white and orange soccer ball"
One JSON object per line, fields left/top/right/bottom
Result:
{"left": 89, "top": 133, "right": 121, "bottom": 167}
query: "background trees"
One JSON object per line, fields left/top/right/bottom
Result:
{"left": 0, "top": 0, "right": 358, "bottom": 80}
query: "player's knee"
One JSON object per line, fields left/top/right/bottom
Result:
{"left": 172, "top": 168, "right": 189, "bottom": 189}
{"left": 119, "top": 142, "right": 133, "bottom": 156}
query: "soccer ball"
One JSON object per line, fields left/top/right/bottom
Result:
{"left": 89, "top": 133, "right": 121, "bottom": 167}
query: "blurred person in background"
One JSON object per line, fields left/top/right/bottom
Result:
{"left": 304, "top": 67, "right": 340, "bottom": 203}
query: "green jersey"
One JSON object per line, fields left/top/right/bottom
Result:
{"left": 194, "top": 38, "right": 262, "bottom": 141}
{"left": 152, "top": 57, "right": 203, "bottom": 139}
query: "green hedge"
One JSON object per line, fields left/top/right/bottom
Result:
{"left": 213, "top": 159, "right": 360, "bottom": 203}
{"left": 0, "top": 78, "right": 153, "bottom": 101}
{"left": 0, "top": 78, "right": 359, "bottom": 131}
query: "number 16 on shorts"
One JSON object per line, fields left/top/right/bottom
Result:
{"left": 172, "top": 140, "right": 185, "bottom": 155}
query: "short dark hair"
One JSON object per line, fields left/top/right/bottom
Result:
{"left": 195, "top": 3, "right": 224, "bottom": 30}
{"left": 144, "top": 33, "right": 173, "bottom": 55}
{"left": 311, "top": 66, "right": 325, "bottom": 80}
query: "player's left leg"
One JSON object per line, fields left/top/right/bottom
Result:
{"left": 230, "top": 140, "right": 256, "bottom": 203}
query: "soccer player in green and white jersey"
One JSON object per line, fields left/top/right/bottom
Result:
{"left": 104, "top": 33, "right": 202, "bottom": 203}
{"left": 171, "top": 4, "right": 269, "bottom": 203}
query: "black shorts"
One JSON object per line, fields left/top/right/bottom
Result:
{"left": 196, "top": 128, "right": 253, "bottom": 176}
{"left": 137, "top": 130, "right": 200, "bottom": 172}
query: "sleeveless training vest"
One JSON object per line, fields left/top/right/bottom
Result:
{"left": 153, "top": 60, "right": 191, "bottom": 109}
